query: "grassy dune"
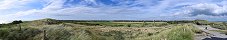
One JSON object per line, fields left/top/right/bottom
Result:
{"left": 152, "top": 25, "right": 194, "bottom": 40}
{"left": 137, "top": 24, "right": 200, "bottom": 40}
{"left": 209, "top": 22, "right": 227, "bottom": 30}
{"left": 0, "top": 19, "right": 202, "bottom": 40}
{"left": 0, "top": 23, "right": 167, "bottom": 40}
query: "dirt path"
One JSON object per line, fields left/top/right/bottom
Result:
{"left": 194, "top": 25, "right": 227, "bottom": 40}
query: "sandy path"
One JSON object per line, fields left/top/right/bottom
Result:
{"left": 194, "top": 25, "right": 227, "bottom": 40}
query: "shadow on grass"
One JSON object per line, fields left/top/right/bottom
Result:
{"left": 203, "top": 37, "right": 227, "bottom": 40}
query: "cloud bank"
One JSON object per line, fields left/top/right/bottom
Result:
{"left": 175, "top": 3, "right": 227, "bottom": 16}
{"left": 0, "top": 0, "right": 227, "bottom": 23}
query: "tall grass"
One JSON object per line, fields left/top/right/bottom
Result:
{"left": 209, "top": 22, "right": 227, "bottom": 30}
{"left": 1, "top": 19, "right": 201, "bottom": 40}
{"left": 74, "top": 22, "right": 169, "bottom": 27}
{"left": 151, "top": 25, "right": 195, "bottom": 40}
{"left": 0, "top": 27, "right": 42, "bottom": 40}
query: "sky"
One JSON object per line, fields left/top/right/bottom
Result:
{"left": 0, "top": 0, "right": 227, "bottom": 23}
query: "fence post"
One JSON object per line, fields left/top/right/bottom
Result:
{"left": 43, "top": 30, "right": 47, "bottom": 40}
{"left": 19, "top": 24, "right": 21, "bottom": 32}
{"left": 18, "top": 24, "right": 22, "bottom": 40}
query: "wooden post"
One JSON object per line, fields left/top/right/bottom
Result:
{"left": 43, "top": 30, "right": 47, "bottom": 40}
{"left": 18, "top": 24, "right": 22, "bottom": 40}
{"left": 142, "top": 20, "right": 145, "bottom": 27}
{"left": 19, "top": 24, "right": 21, "bottom": 32}
{"left": 153, "top": 20, "right": 155, "bottom": 27}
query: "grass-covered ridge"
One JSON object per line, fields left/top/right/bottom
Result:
{"left": 73, "top": 22, "right": 169, "bottom": 27}
{"left": 209, "top": 22, "right": 227, "bottom": 30}
{"left": 152, "top": 25, "right": 195, "bottom": 40}
{"left": 137, "top": 24, "right": 201, "bottom": 40}
{"left": 0, "top": 19, "right": 205, "bottom": 40}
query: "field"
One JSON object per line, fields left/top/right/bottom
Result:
{"left": 73, "top": 22, "right": 169, "bottom": 27}
{"left": 0, "top": 19, "right": 221, "bottom": 40}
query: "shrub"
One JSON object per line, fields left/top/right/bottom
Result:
{"left": 127, "top": 24, "right": 131, "bottom": 27}
{"left": 147, "top": 33, "right": 153, "bottom": 36}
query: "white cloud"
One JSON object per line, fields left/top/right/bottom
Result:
{"left": 0, "top": 0, "right": 44, "bottom": 23}
{"left": 175, "top": 3, "right": 227, "bottom": 16}
{"left": 42, "top": 0, "right": 65, "bottom": 11}
{"left": 1, "top": 0, "right": 227, "bottom": 23}
{"left": 0, "top": 0, "right": 37, "bottom": 10}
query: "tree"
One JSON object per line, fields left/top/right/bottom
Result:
{"left": 10, "top": 20, "right": 23, "bottom": 24}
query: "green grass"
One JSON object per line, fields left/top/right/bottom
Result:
{"left": 74, "top": 22, "right": 169, "bottom": 27}
{"left": 132, "top": 24, "right": 200, "bottom": 40}
{"left": 150, "top": 25, "right": 195, "bottom": 40}
{"left": 1, "top": 19, "right": 201, "bottom": 40}
{"left": 209, "top": 22, "right": 227, "bottom": 30}
{"left": 0, "top": 27, "right": 42, "bottom": 40}
{"left": 0, "top": 24, "right": 167, "bottom": 40}
{"left": 210, "top": 30, "right": 227, "bottom": 35}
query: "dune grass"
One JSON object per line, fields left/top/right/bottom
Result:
{"left": 209, "top": 22, "right": 227, "bottom": 30}
{"left": 0, "top": 24, "right": 198, "bottom": 40}
{"left": 150, "top": 25, "right": 196, "bottom": 40}
{"left": 0, "top": 19, "right": 201, "bottom": 40}
{"left": 74, "top": 22, "right": 169, "bottom": 27}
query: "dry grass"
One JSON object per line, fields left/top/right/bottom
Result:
{"left": 1, "top": 19, "right": 200, "bottom": 40}
{"left": 135, "top": 24, "right": 197, "bottom": 40}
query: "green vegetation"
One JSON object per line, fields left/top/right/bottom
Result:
{"left": 147, "top": 24, "right": 198, "bottom": 40}
{"left": 74, "top": 22, "right": 169, "bottom": 27}
{"left": 0, "top": 27, "right": 41, "bottom": 40}
{"left": 193, "top": 20, "right": 209, "bottom": 25}
{"left": 0, "top": 18, "right": 207, "bottom": 40}
{"left": 209, "top": 22, "right": 227, "bottom": 30}
{"left": 31, "top": 18, "right": 62, "bottom": 25}
{"left": 0, "top": 19, "right": 166, "bottom": 40}
{"left": 10, "top": 20, "right": 23, "bottom": 24}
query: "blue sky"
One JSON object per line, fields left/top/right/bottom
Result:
{"left": 0, "top": 0, "right": 227, "bottom": 23}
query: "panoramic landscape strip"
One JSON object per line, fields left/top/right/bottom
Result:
{"left": 0, "top": 18, "right": 227, "bottom": 40}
